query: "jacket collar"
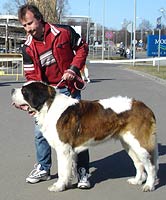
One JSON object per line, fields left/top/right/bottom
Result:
{"left": 48, "top": 23, "right": 60, "bottom": 36}
{"left": 25, "top": 22, "right": 60, "bottom": 46}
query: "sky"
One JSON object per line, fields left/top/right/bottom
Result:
{"left": 0, "top": 0, "right": 166, "bottom": 30}
{"left": 67, "top": 0, "right": 166, "bottom": 30}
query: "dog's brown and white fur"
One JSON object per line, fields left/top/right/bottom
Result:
{"left": 11, "top": 81, "right": 158, "bottom": 192}
{"left": 81, "top": 64, "right": 91, "bottom": 83}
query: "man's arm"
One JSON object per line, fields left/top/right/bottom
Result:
{"left": 22, "top": 46, "right": 40, "bottom": 81}
{"left": 56, "top": 24, "right": 89, "bottom": 71}
{"left": 68, "top": 25, "right": 89, "bottom": 70}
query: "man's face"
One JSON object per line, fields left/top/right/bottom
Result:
{"left": 20, "top": 10, "right": 43, "bottom": 39}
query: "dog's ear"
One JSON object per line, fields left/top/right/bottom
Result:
{"left": 46, "top": 85, "right": 56, "bottom": 108}
{"left": 22, "top": 82, "right": 56, "bottom": 111}
{"left": 48, "top": 85, "right": 56, "bottom": 99}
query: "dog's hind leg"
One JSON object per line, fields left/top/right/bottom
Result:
{"left": 120, "top": 139, "right": 147, "bottom": 185}
{"left": 132, "top": 134, "right": 158, "bottom": 192}
{"left": 48, "top": 144, "right": 77, "bottom": 192}
{"left": 140, "top": 137, "right": 158, "bottom": 192}
{"left": 121, "top": 132, "right": 157, "bottom": 192}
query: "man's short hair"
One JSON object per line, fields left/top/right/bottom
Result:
{"left": 18, "top": 4, "right": 44, "bottom": 22}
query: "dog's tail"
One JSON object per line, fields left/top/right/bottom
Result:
{"left": 152, "top": 132, "right": 159, "bottom": 187}
{"left": 150, "top": 118, "right": 159, "bottom": 175}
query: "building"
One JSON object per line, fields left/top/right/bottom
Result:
{"left": 0, "top": 14, "right": 96, "bottom": 53}
{"left": 61, "top": 15, "right": 95, "bottom": 44}
{"left": 0, "top": 15, "right": 26, "bottom": 53}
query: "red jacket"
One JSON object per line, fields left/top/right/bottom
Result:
{"left": 22, "top": 22, "right": 89, "bottom": 92}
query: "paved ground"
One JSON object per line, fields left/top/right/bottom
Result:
{"left": 0, "top": 63, "right": 165, "bottom": 200}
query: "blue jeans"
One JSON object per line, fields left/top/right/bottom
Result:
{"left": 35, "top": 87, "right": 89, "bottom": 172}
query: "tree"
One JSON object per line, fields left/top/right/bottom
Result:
{"left": 121, "top": 18, "right": 131, "bottom": 29}
{"left": 10, "top": 0, "right": 27, "bottom": 14}
{"left": 56, "top": 0, "right": 69, "bottom": 23}
{"left": 27, "top": 0, "right": 69, "bottom": 23}
{"left": 3, "top": 0, "right": 69, "bottom": 23}
{"left": 138, "top": 19, "right": 153, "bottom": 32}
{"left": 2, "top": 0, "right": 22, "bottom": 15}
{"left": 27, "top": 0, "right": 57, "bottom": 22}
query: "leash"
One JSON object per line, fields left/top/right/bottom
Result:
{"left": 74, "top": 74, "right": 86, "bottom": 90}
{"left": 54, "top": 79, "right": 65, "bottom": 89}
{"left": 55, "top": 75, "right": 86, "bottom": 91}
{"left": 65, "top": 69, "right": 86, "bottom": 91}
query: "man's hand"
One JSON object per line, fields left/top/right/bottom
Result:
{"left": 62, "top": 69, "right": 76, "bottom": 80}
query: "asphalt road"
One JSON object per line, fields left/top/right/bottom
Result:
{"left": 0, "top": 63, "right": 165, "bottom": 200}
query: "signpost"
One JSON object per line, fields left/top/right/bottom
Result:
{"left": 127, "top": 23, "right": 133, "bottom": 58}
{"left": 156, "top": 16, "right": 162, "bottom": 71}
{"left": 147, "top": 35, "right": 166, "bottom": 57}
{"left": 105, "top": 31, "right": 113, "bottom": 39}
{"left": 105, "top": 31, "right": 113, "bottom": 59}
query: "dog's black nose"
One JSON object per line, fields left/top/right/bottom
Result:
{"left": 11, "top": 88, "right": 15, "bottom": 95}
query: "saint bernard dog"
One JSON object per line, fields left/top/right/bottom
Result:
{"left": 11, "top": 81, "right": 158, "bottom": 192}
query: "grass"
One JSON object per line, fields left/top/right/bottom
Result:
{"left": 128, "top": 65, "right": 166, "bottom": 80}
{"left": 88, "top": 53, "right": 166, "bottom": 80}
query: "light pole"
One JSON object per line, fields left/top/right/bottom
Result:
{"left": 160, "top": 8, "right": 166, "bottom": 22}
{"left": 113, "top": 32, "right": 116, "bottom": 45}
{"left": 133, "top": 0, "right": 136, "bottom": 65}
{"left": 86, "top": 0, "right": 90, "bottom": 43}
{"left": 5, "top": 17, "right": 9, "bottom": 53}
{"left": 136, "top": 17, "right": 144, "bottom": 50}
{"left": 102, "top": 0, "right": 105, "bottom": 60}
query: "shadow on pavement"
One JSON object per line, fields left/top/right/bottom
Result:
{"left": 89, "top": 150, "right": 135, "bottom": 187}
{"left": 89, "top": 143, "right": 166, "bottom": 190}
{"left": 90, "top": 78, "right": 116, "bottom": 83}
{"left": 0, "top": 81, "right": 25, "bottom": 87}
{"left": 157, "top": 143, "right": 166, "bottom": 190}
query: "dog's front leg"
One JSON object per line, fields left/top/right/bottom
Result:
{"left": 48, "top": 144, "right": 77, "bottom": 192}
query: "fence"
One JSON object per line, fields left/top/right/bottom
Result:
{"left": 0, "top": 53, "right": 23, "bottom": 80}
{"left": 89, "top": 56, "right": 166, "bottom": 66}
{"left": 89, "top": 56, "right": 166, "bottom": 80}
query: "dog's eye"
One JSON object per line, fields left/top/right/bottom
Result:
{"left": 21, "top": 87, "right": 28, "bottom": 96}
{"left": 21, "top": 88, "right": 25, "bottom": 94}
{"left": 21, "top": 87, "right": 31, "bottom": 100}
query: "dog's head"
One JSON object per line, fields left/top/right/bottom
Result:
{"left": 11, "top": 81, "right": 56, "bottom": 116}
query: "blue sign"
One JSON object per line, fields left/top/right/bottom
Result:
{"left": 156, "top": 16, "right": 162, "bottom": 29}
{"left": 147, "top": 35, "right": 166, "bottom": 57}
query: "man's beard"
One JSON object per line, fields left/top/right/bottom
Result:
{"left": 27, "top": 29, "right": 36, "bottom": 36}
{"left": 27, "top": 28, "right": 43, "bottom": 41}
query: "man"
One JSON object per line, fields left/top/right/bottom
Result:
{"left": 18, "top": 4, "right": 90, "bottom": 189}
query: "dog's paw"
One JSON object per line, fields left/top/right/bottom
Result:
{"left": 127, "top": 173, "right": 147, "bottom": 185}
{"left": 48, "top": 183, "right": 65, "bottom": 192}
{"left": 127, "top": 177, "right": 142, "bottom": 185}
{"left": 142, "top": 184, "right": 155, "bottom": 192}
